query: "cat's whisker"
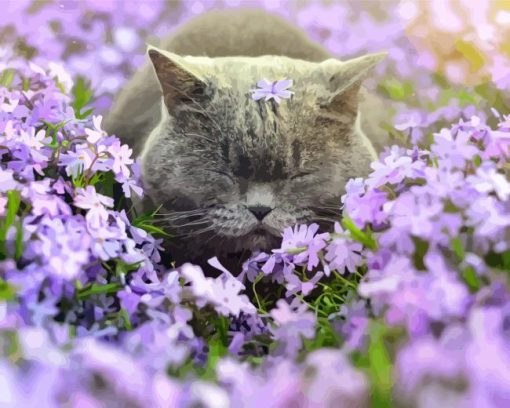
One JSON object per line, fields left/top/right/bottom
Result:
{"left": 238, "top": 248, "right": 249, "bottom": 266}
{"left": 309, "top": 216, "right": 338, "bottom": 225}
{"left": 202, "top": 231, "right": 222, "bottom": 246}
{"left": 311, "top": 205, "right": 341, "bottom": 211}
{"left": 309, "top": 207, "right": 341, "bottom": 218}
{"left": 175, "top": 219, "right": 212, "bottom": 228}
{"left": 153, "top": 215, "right": 205, "bottom": 223}
{"left": 184, "top": 132, "right": 216, "bottom": 144}
{"left": 153, "top": 209, "right": 207, "bottom": 217}
{"left": 153, "top": 214, "right": 208, "bottom": 223}
{"left": 177, "top": 225, "right": 216, "bottom": 239}
{"left": 154, "top": 218, "right": 211, "bottom": 230}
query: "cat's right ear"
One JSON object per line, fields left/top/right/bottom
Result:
{"left": 148, "top": 47, "right": 207, "bottom": 113}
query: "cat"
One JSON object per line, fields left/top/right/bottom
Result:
{"left": 104, "top": 9, "right": 388, "bottom": 273}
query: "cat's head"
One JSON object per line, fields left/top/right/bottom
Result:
{"left": 141, "top": 47, "right": 384, "bottom": 256}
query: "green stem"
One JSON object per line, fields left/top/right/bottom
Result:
{"left": 252, "top": 273, "right": 267, "bottom": 314}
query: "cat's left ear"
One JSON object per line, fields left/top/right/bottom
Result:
{"left": 148, "top": 46, "right": 208, "bottom": 113}
{"left": 315, "top": 52, "right": 386, "bottom": 118}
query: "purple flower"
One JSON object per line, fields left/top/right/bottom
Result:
{"left": 275, "top": 223, "right": 329, "bottom": 271}
{"left": 484, "top": 129, "right": 510, "bottom": 161}
{"left": 270, "top": 298, "right": 316, "bottom": 356}
{"left": 59, "top": 144, "right": 96, "bottom": 178}
{"left": 342, "top": 178, "right": 389, "bottom": 229}
{"left": 0, "top": 168, "right": 18, "bottom": 192}
{"left": 466, "top": 306, "right": 510, "bottom": 406}
{"left": 19, "top": 127, "right": 49, "bottom": 150}
{"left": 285, "top": 271, "right": 323, "bottom": 297}
{"left": 118, "top": 287, "right": 141, "bottom": 315}
{"left": 74, "top": 186, "right": 114, "bottom": 229}
{"left": 180, "top": 263, "right": 255, "bottom": 317}
{"left": 367, "top": 149, "right": 424, "bottom": 188}
{"left": 467, "top": 163, "right": 510, "bottom": 201}
{"left": 303, "top": 350, "right": 369, "bottom": 406}
{"left": 466, "top": 196, "right": 510, "bottom": 242}
{"left": 431, "top": 128, "right": 479, "bottom": 170}
{"left": 396, "top": 329, "right": 468, "bottom": 401}
{"left": 30, "top": 217, "right": 90, "bottom": 280}
{"left": 336, "top": 298, "right": 370, "bottom": 350}
{"left": 251, "top": 79, "right": 293, "bottom": 103}
{"left": 240, "top": 251, "right": 270, "bottom": 282}
{"left": 324, "top": 222, "right": 364, "bottom": 275}
{"left": 107, "top": 140, "right": 133, "bottom": 178}
{"left": 84, "top": 115, "right": 107, "bottom": 144}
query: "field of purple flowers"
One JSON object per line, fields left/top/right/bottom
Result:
{"left": 1, "top": 0, "right": 510, "bottom": 406}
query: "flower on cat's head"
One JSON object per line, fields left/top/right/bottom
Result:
{"left": 251, "top": 79, "right": 293, "bottom": 103}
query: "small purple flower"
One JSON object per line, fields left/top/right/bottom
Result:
{"left": 84, "top": 115, "right": 107, "bottom": 144}
{"left": 107, "top": 140, "right": 134, "bottom": 178}
{"left": 285, "top": 271, "right": 323, "bottom": 297}
{"left": 0, "top": 168, "right": 18, "bottom": 192}
{"left": 251, "top": 79, "right": 293, "bottom": 103}
{"left": 324, "top": 222, "right": 363, "bottom": 275}
{"left": 74, "top": 186, "right": 114, "bottom": 229}
{"left": 275, "top": 223, "right": 329, "bottom": 271}
{"left": 270, "top": 298, "right": 316, "bottom": 357}
{"left": 180, "top": 263, "right": 255, "bottom": 317}
{"left": 59, "top": 144, "right": 96, "bottom": 178}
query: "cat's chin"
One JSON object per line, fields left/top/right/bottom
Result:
{"left": 219, "top": 227, "right": 281, "bottom": 254}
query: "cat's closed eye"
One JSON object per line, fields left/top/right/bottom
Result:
{"left": 205, "top": 169, "right": 235, "bottom": 184}
{"left": 290, "top": 172, "right": 313, "bottom": 181}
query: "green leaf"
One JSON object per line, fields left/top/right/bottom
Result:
{"left": 80, "top": 108, "right": 94, "bottom": 119}
{"left": 5, "top": 190, "right": 20, "bottom": 228}
{"left": 455, "top": 40, "right": 485, "bottom": 72}
{"left": 97, "top": 171, "right": 115, "bottom": 197}
{"left": 341, "top": 216, "right": 377, "bottom": 250}
{"left": 286, "top": 246, "right": 307, "bottom": 255}
{"left": 77, "top": 283, "right": 122, "bottom": 300}
{"left": 4, "top": 331, "right": 21, "bottom": 362}
{"left": 72, "top": 76, "right": 95, "bottom": 119}
{"left": 132, "top": 206, "right": 172, "bottom": 238}
{"left": 41, "top": 119, "right": 69, "bottom": 132}
{"left": 214, "top": 316, "right": 230, "bottom": 346}
{"left": 22, "top": 78, "right": 31, "bottom": 91}
{"left": 367, "top": 322, "right": 394, "bottom": 408}
{"left": 137, "top": 223, "right": 172, "bottom": 237}
{"left": 115, "top": 260, "right": 142, "bottom": 276}
{"left": 41, "top": 119, "right": 70, "bottom": 149}
{"left": 14, "top": 220, "right": 23, "bottom": 261}
{"left": 461, "top": 267, "right": 481, "bottom": 292}
{"left": 0, "top": 278, "right": 17, "bottom": 301}
{"left": 451, "top": 237, "right": 465, "bottom": 261}
{"left": 412, "top": 237, "right": 429, "bottom": 271}
{"left": 120, "top": 308, "right": 133, "bottom": 331}
{"left": 0, "top": 69, "right": 15, "bottom": 87}
{"left": 201, "top": 335, "right": 228, "bottom": 381}
{"left": 377, "top": 78, "right": 414, "bottom": 102}
{"left": 485, "top": 250, "right": 510, "bottom": 271}
{"left": 0, "top": 190, "right": 21, "bottom": 258}
{"left": 71, "top": 171, "right": 86, "bottom": 188}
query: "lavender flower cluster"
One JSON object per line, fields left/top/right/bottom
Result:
{"left": 2, "top": 1, "right": 510, "bottom": 407}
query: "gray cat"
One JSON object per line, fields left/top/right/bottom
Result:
{"left": 104, "top": 9, "right": 388, "bottom": 271}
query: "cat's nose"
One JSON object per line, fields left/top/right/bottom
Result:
{"left": 248, "top": 205, "right": 273, "bottom": 221}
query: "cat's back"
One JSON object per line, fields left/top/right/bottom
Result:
{"left": 104, "top": 9, "right": 330, "bottom": 152}
{"left": 160, "top": 9, "right": 330, "bottom": 60}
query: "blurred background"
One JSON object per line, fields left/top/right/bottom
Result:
{"left": 1, "top": 0, "right": 510, "bottom": 144}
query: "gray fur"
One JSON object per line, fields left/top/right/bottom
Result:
{"left": 104, "top": 9, "right": 388, "bottom": 270}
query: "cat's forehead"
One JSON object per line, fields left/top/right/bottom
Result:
{"left": 181, "top": 55, "right": 318, "bottom": 86}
